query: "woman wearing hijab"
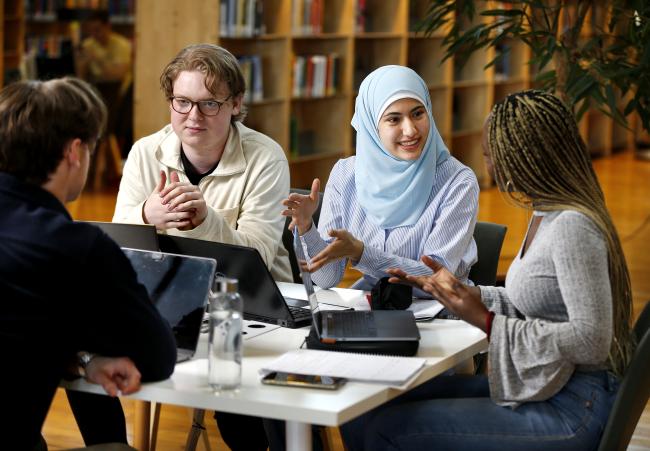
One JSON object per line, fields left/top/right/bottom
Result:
{"left": 283, "top": 65, "right": 479, "bottom": 289}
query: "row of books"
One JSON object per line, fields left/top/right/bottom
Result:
{"left": 292, "top": 54, "right": 340, "bottom": 99}
{"left": 292, "top": 0, "right": 323, "bottom": 35}
{"left": 219, "top": 0, "right": 265, "bottom": 37}
{"left": 25, "top": 0, "right": 134, "bottom": 22}
{"left": 238, "top": 55, "right": 263, "bottom": 103}
{"left": 25, "top": 35, "right": 71, "bottom": 58}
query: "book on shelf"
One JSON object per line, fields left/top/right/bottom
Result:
{"left": 494, "top": 43, "right": 511, "bottom": 82}
{"left": 291, "top": 54, "right": 339, "bottom": 98}
{"left": 292, "top": 0, "right": 322, "bottom": 35}
{"left": 220, "top": 0, "right": 264, "bottom": 37}
{"left": 238, "top": 55, "right": 264, "bottom": 103}
{"left": 356, "top": 0, "right": 367, "bottom": 33}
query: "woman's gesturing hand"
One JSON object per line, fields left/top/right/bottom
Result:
{"left": 282, "top": 178, "right": 320, "bottom": 235}
{"left": 307, "top": 229, "right": 364, "bottom": 272}
{"left": 388, "top": 256, "right": 488, "bottom": 332}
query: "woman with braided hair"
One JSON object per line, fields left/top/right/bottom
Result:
{"left": 340, "top": 89, "right": 634, "bottom": 451}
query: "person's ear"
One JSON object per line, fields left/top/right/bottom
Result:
{"left": 64, "top": 138, "right": 84, "bottom": 168}
{"left": 230, "top": 94, "right": 243, "bottom": 116}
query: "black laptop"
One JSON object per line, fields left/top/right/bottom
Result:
{"left": 294, "top": 228, "right": 420, "bottom": 343}
{"left": 84, "top": 221, "right": 160, "bottom": 251}
{"left": 122, "top": 248, "right": 216, "bottom": 362}
{"left": 158, "top": 234, "right": 312, "bottom": 328}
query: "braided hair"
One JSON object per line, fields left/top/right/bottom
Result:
{"left": 488, "top": 89, "right": 634, "bottom": 376}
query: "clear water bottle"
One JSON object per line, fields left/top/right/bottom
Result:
{"left": 208, "top": 277, "right": 243, "bottom": 391}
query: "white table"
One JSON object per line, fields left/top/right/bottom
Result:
{"left": 63, "top": 284, "right": 487, "bottom": 451}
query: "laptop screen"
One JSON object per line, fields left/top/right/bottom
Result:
{"left": 293, "top": 228, "right": 321, "bottom": 320}
{"left": 122, "top": 248, "right": 216, "bottom": 352}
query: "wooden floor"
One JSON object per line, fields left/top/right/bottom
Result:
{"left": 42, "top": 150, "right": 650, "bottom": 450}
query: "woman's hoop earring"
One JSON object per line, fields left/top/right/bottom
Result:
{"left": 505, "top": 180, "right": 514, "bottom": 192}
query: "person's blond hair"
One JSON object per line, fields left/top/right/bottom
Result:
{"left": 160, "top": 43, "right": 247, "bottom": 122}
{"left": 488, "top": 89, "right": 634, "bottom": 376}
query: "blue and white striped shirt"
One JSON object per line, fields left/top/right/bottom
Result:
{"left": 302, "top": 155, "right": 479, "bottom": 290}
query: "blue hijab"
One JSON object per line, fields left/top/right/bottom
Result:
{"left": 352, "top": 65, "right": 450, "bottom": 229}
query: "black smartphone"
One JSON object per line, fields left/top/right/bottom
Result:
{"left": 261, "top": 372, "right": 346, "bottom": 390}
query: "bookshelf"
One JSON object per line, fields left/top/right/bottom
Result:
{"left": 2, "top": 0, "right": 25, "bottom": 88}
{"left": 133, "top": 0, "right": 636, "bottom": 189}
{"left": 20, "top": 1, "right": 135, "bottom": 81}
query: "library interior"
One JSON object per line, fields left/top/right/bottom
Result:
{"left": 1, "top": 0, "right": 649, "bottom": 450}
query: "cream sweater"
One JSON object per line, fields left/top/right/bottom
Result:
{"left": 113, "top": 122, "right": 292, "bottom": 282}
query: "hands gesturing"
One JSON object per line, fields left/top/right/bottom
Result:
{"left": 306, "top": 229, "right": 364, "bottom": 272}
{"left": 282, "top": 178, "right": 321, "bottom": 235}
{"left": 388, "top": 256, "right": 488, "bottom": 332}
{"left": 143, "top": 171, "right": 208, "bottom": 230}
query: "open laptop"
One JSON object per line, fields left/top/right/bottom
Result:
{"left": 122, "top": 248, "right": 217, "bottom": 362}
{"left": 294, "top": 228, "right": 420, "bottom": 343}
{"left": 157, "top": 234, "right": 312, "bottom": 329}
{"left": 84, "top": 221, "right": 160, "bottom": 251}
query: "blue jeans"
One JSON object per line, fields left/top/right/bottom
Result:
{"left": 340, "top": 371, "right": 618, "bottom": 451}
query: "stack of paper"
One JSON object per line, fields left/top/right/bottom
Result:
{"left": 261, "top": 349, "right": 426, "bottom": 388}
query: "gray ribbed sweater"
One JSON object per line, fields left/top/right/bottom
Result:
{"left": 480, "top": 210, "right": 612, "bottom": 407}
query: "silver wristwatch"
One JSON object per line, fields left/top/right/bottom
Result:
{"left": 77, "top": 352, "right": 96, "bottom": 378}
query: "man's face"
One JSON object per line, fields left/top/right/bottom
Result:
{"left": 170, "top": 70, "right": 241, "bottom": 156}
{"left": 85, "top": 20, "right": 110, "bottom": 45}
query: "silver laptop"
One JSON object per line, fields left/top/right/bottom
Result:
{"left": 122, "top": 248, "right": 217, "bottom": 362}
{"left": 293, "top": 228, "right": 420, "bottom": 343}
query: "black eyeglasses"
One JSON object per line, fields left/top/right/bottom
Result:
{"left": 169, "top": 96, "right": 231, "bottom": 116}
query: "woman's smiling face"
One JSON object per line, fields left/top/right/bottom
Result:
{"left": 377, "top": 98, "right": 430, "bottom": 161}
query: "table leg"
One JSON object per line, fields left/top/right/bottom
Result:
{"left": 134, "top": 400, "right": 151, "bottom": 451}
{"left": 286, "top": 420, "right": 311, "bottom": 451}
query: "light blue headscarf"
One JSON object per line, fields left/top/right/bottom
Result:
{"left": 352, "top": 65, "right": 450, "bottom": 229}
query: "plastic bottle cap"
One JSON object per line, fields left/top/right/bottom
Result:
{"left": 214, "top": 276, "right": 238, "bottom": 293}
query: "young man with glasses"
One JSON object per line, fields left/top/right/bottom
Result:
{"left": 111, "top": 43, "right": 290, "bottom": 451}
{"left": 113, "top": 43, "right": 291, "bottom": 283}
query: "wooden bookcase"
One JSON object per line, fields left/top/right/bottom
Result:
{"left": 0, "top": 1, "right": 639, "bottom": 186}
{"left": 129, "top": 1, "right": 633, "bottom": 188}
{"left": 1, "top": 0, "right": 25, "bottom": 89}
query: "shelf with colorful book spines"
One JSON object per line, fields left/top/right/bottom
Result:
{"left": 135, "top": 0, "right": 583, "bottom": 189}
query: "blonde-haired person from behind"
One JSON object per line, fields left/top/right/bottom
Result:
{"left": 341, "top": 89, "right": 634, "bottom": 450}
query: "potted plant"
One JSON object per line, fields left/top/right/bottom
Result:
{"left": 418, "top": 0, "right": 650, "bottom": 159}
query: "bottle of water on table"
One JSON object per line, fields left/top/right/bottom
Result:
{"left": 208, "top": 276, "right": 243, "bottom": 391}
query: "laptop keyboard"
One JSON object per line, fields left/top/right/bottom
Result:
{"left": 288, "top": 305, "right": 311, "bottom": 320}
{"left": 328, "top": 311, "right": 377, "bottom": 337}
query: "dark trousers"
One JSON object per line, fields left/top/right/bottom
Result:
{"left": 66, "top": 390, "right": 127, "bottom": 445}
{"left": 213, "top": 411, "right": 269, "bottom": 451}
{"left": 68, "top": 390, "right": 270, "bottom": 449}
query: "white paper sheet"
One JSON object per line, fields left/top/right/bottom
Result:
{"left": 260, "top": 349, "right": 426, "bottom": 388}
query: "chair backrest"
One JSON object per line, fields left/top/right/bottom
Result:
{"left": 468, "top": 221, "right": 508, "bottom": 286}
{"left": 597, "top": 300, "right": 650, "bottom": 451}
{"left": 282, "top": 188, "right": 324, "bottom": 283}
